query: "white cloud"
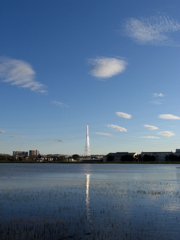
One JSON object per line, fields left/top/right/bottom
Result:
{"left": 96, "top": 132, "right": 112, "bottom": 136}
{"left": 52, "top": 101, "right": 68, "bottom": 107}
{"left": 158, "top": 131, "right": 175, "bottom": 137}
{"left": 89, "top": 57, "right": 127, "bottom": 78}
{"left": 10, "top": 136, "right": 27, "bottom": 138}
{"left": 139, "top": 136, "right": 159, "bottom": 139}
{"left": 153, "top": 93, "right": 164, "bottom": 97}
{"left": 144, "top": 124, "right": 159, "bottom": 130}
{"left": 159, "top": 114, "right": 180, "bottom": 120}
{"left": 116, "top": 112, "right": 132, "bottom": 119}
{"left": 0, "top": 57, "right": 47, "bottom": 93}
{"left": 0, "top": 130, "right": 6, "bottom": 133}
{"left": 124, "top": 14, "right": 180, "bottom": 45}
{"left": 107, "top": 124, "right": 127, "bottom": 132}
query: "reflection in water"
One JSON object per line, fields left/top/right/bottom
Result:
{"left": 86, "top": 174, "right": 91, "bottom": 221}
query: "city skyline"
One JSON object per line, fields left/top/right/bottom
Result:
{"left": 0, "top": 0, "right": 180, "bottom": 155}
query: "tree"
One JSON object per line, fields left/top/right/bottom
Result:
{"left": 17, "top": 157, "right": 23, "bottom": 161}
{"left": 121, "top": 154, "right": 134, "bottom": 162}
{"left": 143, "top": 154, "right": 156, "bottom": 162}
{"left": 72, "top": 154, "right": 80, "bottom": 161}
{"left": 57, "top": 156, "right": 66, "bottom": 162}
{"left": 28, "top": 156, "right": 35, "bottom": 162}
{"left": 166, "top": 154, "right": 180, "bottom": 162}
{"left": 0, "top": 154, "right": 14, "bottom": 162}
{"left": 107, "top": 155, "right": 114, "bottom": 162}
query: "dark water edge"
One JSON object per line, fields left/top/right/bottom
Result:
{"left": 0, "top": 163, "right": 180, "bottom": 240}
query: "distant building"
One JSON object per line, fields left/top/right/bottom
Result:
{"left": 91, "top": 155, "right": 104, "bottom": 159}
{"left": 13, "top": 151, "right": 28, "bottom": 158}
{"left": 175, "top": 149, "right": 180, "bottom": 156}
{"left": 29, "top": 150, "right": 39, "bottom": 157}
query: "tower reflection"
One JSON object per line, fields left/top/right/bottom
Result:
{"left": 85, "top": 174, "right": 91, "bottom": 220}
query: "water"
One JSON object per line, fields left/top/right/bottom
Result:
{"left": 0, "top": 163, "right": 180, "bottom": 240}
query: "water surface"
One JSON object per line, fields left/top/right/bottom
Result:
{"left": 0, "top": 163, "right": 180, "bottom": 239}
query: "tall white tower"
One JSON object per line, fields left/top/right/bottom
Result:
{"left": 84, "top": 125, "right": 90, "bottom": 157}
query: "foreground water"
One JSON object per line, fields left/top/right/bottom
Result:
{"left": 0, "top": 163, "right": 180, "bottom": 240}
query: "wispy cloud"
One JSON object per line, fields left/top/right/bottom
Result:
{"left": 151, "top": 100, "right": 164, "bottom": 105}
{"left": 159, "top": 114, "right": 180, "bottom": 120}
{"left": 107, "top": 125, "right": 127, "bottom": 132}
{"left": 52, "top": 101, "right": 68, "bottom": 107}
{"left": 10, "top": 136, "right": 27, "bottom": 139}
{"left": 123, "top": 14, "right": 180, "bottom": 46}
{"left": 0, "top": 57, "right": 47, "bottom": 93}
{"left": 0, "top": 130, "right": 6, "bottom": 133}
{"left": 158, "top": 131, "right": 175, "bottom": 137}
{"left": 144, "top": 124, "right": 159, "bottom": 130}
{"left": 89, "top": 57, "right": 127, "bottom": 78}
{"left": 153, "top": 93, "right": 164, "bottom": 97}
{"left": 139, "top": 136, "right": 159, "bottom": 139}
{"left": 57, "top": 139, "right": 63, "bottom": 142}
{"left": 96, "top": 132, "right": 112, "bottom": 136}
{"left": 116, "top": 112, "right": 132, "bottom": 119}
{"left": 150, "top": 92, "right": 165, "bottom": 104}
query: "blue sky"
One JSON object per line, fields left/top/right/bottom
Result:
{"left": 0, "top": 0, "right": 180, "bottom": 155}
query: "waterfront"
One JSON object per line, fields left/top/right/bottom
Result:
{"left": 0, "top": 163, "right": 180, "bottom": 240}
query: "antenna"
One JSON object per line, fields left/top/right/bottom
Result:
{"left": 84, "top": 125, "right": 90, "bottom": 157}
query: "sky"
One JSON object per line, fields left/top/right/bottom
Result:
{"left": 0, "top": 0, "right": 180, "bottom": 155}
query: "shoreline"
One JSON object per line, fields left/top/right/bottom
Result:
{"left": 0, "top": 161, "right": 180, "bottom": 164}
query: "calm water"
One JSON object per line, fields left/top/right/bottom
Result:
{"left": 0, "top": 163, "right": 180, "bottom": 240}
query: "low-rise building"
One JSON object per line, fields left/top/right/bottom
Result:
{"left": 13, "top": 151, "right": 28, "bottom": 158}
{"left": 175, "top": 149, "right": 180, "bottom": 156}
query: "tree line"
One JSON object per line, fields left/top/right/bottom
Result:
{"left": 107, "top": 154, "right": 180, "bottom": 163}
